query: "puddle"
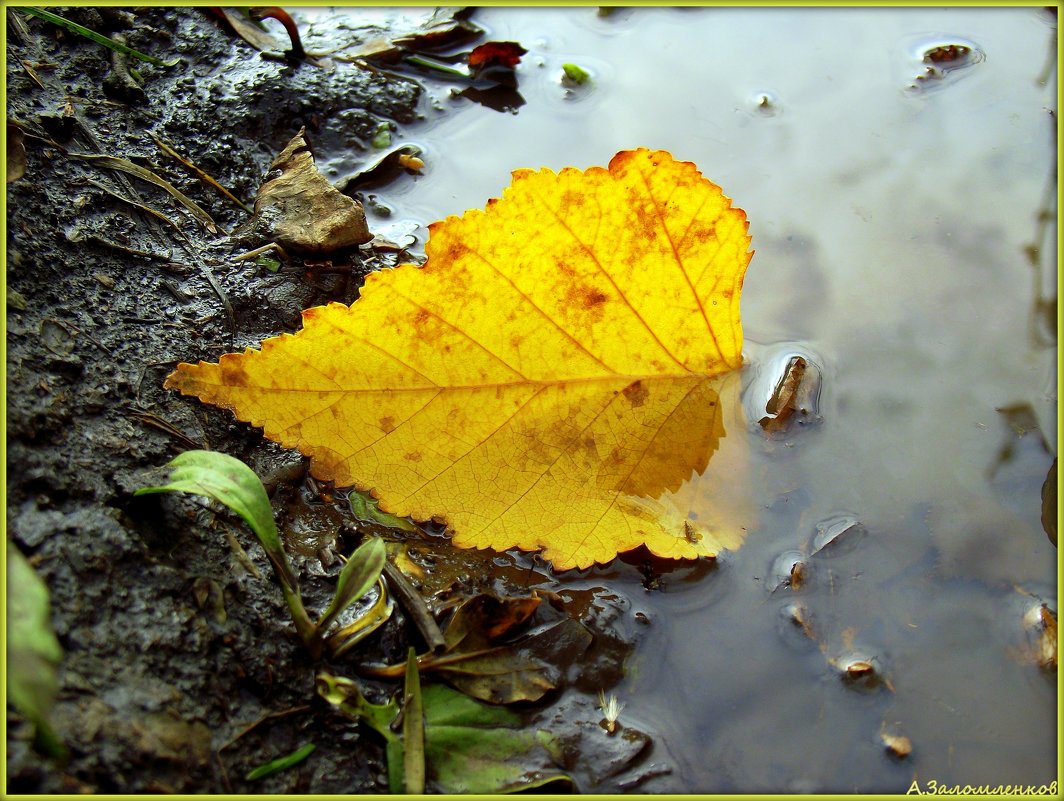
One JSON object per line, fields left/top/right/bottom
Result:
{"left": 297, "top": 6, "right": 1053, "bottom": 792}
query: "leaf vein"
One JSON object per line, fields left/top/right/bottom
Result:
{"left": 527, "top": 182, "right": 689, "bottom": 372}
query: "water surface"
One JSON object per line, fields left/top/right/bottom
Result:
{"left": 307, "top": 6, "right": 1056, "bottom": 792}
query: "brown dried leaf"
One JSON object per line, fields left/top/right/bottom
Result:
{"left": 213, "top": 8, "right": 284, "bottom": 52}
{"left": 759, "top": 355, "right": 818, "bottom": 432}
{"left": 250, "top": 128, "right": 371, "bottom": 254}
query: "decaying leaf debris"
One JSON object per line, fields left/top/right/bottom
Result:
{"left": 239, "top": 127, "right": 372, "bottom": 255}
{"left": 759, "top": 355, "right": 821, "bottom": 432}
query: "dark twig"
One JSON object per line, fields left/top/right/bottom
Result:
{"left": 382, "top": 561, "right": 446, "bottom": 654}
{"left": 249, "top": 7, "right": 305, "bottom": 61}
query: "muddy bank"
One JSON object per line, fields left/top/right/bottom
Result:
{"left": 6, "top": 7, "right": 651, "bottom": 792}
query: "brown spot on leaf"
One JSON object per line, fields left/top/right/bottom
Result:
{"left": 582, "top": 288, "right": 608, "bottom": 308}
{"left": 565, "top": 282, "right": 609, "bottom": 317}
{"left": 404, "top": 451, "right": 423, "bottom": 462}
{"left": 622, "top": 380, "right": 649, "bottom": 408}
{"left": 219, "top": 358, "right": 252, "bottom": 387}
{"left": 379, "top": 416, "right": 396, "bottom": 433}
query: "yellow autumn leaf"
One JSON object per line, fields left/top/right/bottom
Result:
{"left": 168, "top": 149, "right": 752, "bottom": 569}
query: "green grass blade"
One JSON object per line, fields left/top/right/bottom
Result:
{"left": 22, "top": 7, "right": 181, "bottom": 68}
{"left": 403, "top": 647, "right": 426, "bottom": 794}
{"left": 245, "top": 743, "right": 316, "bottom": 780}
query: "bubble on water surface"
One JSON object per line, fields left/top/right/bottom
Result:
{"left": 809, "top": 514, "right": 866, "bottom": 558}
{"left": 749, "top": 90, "right": 782, "bottom": 117}
{"left": 768, "top": 549, "right": 810, "bottom": 593}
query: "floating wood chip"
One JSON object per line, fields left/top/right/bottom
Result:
{"left": 1023, "top": 603, "right": 1058, "bottom": 671}
{"left": 881, "top": 731, "right": 912, "bottom": 759}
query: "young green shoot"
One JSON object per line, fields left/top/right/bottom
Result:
{"left": 136, "top": 450, "right": 388, "bottom": 660}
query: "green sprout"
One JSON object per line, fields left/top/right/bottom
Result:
{"left": 136, "top": 450, "right": 388, "bottom": 660}
{"left": 371, "top": 122, "right": 393, "bottom": 150}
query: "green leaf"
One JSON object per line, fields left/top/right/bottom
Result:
{"left": 371, "top": 123, "right": 392, "bottom": 149}
{"left": 561, "top": 62, "right": 591, "bottom": 85}
{"left": 135, "top": 450, "right": 313, "bottom": 646}
{"left": 317, "top": 536, "right": 387, "bottom": 635}
{"left": 403, "top": 648, "right": 426, "bottom": 793}
{"left": 136, "top": 450, "right": 292, "bottom": 582}
{"left": 22, "top": 7, "right": 182, "bottom": 68}
{"left": 245, "top": 743, "right": 316, "bottom": 780}
{"left": 363, "top": 594, "right": 594, "bottom": 703}
{"left": 7, "top": 542, "right": 66, "bottom": 759}
{"left": 421, "top": 684, "right": 572, "bottom": 793}
{"left": 318, "top": 671, "right": 572, "bottom": 794}
{"left": 255, "top": 255, "right": 282, "bottom": 273}
{"left": 348, "top": 490, "right": 417, "bottom": 533}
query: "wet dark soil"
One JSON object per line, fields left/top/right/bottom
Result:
{"left": 5, "top": 8, "right": 650, "bottom": 793}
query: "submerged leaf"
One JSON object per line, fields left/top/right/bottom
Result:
{"left": 422, "top": 684, "right": 572, "bottom": 793}
{"left": 361, "top": 593, "right": 592, "bottom": 704}
{"left": 444, "top": 593, "right": 542, "bottom": 646}
{"left": 167, "top": 149, "right": 752, "bottom": 569}
{"left": 348, "top": 489, "right": 418, "bottom": 532}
